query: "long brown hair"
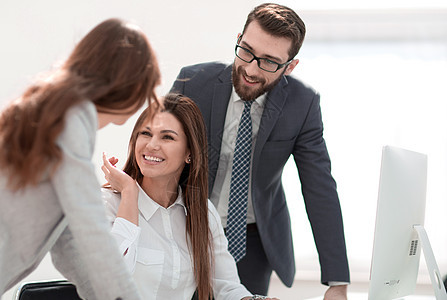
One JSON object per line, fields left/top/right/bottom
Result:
{"left": 123, "top": 93, "right": 213, "bottom": 299}
{"left": 0, "top": 18, "right": 161, "bottom": 190}
{"left": 243, "top": 3, "right": 306, "bottom": 59}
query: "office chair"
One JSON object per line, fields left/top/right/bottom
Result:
{"left": 14, "top": 279, "right": 82, "bottom": 300}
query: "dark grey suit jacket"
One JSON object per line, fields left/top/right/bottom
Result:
{"left": 171, "top": 61, "right": 350, "bottom": 286}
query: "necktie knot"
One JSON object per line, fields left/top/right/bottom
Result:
{"left": 243, "top": 100, "right": 254, "bottom": 110}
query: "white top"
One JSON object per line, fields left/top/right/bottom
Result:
{"left": 102, "top": 184, "right": 252, "bottom": 300}
{"left": 210, "top": 88, "right": 267, "bottom": 227}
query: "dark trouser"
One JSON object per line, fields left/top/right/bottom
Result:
{"left": 192, "top": 224, "right": 272, "bottom": 299}
{"left": 236, "top": 223, "right": 273, "bottom": 295}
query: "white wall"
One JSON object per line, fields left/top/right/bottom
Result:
{"left": 1, "top": 0, "right": 447, "bottom": 299}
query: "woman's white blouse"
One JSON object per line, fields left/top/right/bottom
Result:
{"left": 102, "top": 185, "right": 252, "bottom": 300}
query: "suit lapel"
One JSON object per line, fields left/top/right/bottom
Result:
{"left": 253, "top": 76, "right": 289, "bottom": 167}
{"left": 208, "top": 66, "right": 233, "bottom": 190}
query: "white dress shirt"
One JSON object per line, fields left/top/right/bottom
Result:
{"left": 102, "top": 184, "right": 252, "bottom": 300}
{"left": 211, "top": 88, "right": 267, "bottom": 227}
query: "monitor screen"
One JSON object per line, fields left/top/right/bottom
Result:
{"left": 368, "top": 145, "right": 428, "bottom": 300}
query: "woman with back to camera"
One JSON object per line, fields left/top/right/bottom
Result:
{"left": 101, "top": 93, "right": 279, "bottom": 300}
{"left": 0, "top": 18, "right": 160, "bottom": 300}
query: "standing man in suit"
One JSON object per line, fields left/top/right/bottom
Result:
{"left": 171, "top": 3, "right": 350, "bottom": 299}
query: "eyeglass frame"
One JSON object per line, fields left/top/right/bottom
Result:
{"left": 234, "top": 35, "right": 293, "bottom": 73}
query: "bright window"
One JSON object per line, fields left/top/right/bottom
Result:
{"left": 278, "top": 2, "right": 447, "bottom": 282}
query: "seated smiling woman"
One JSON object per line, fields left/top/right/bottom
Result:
{"left": 101, "top": 93, "right": 279, "bottom": 300}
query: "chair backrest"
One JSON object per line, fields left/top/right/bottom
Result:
{"left": 14, "top": 280, "right": 82, "bottom": 300}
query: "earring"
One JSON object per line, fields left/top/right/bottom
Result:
{"left": 187, "top": 157, "right": 191, "bottom": 163}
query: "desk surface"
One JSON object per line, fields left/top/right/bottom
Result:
{"left": 305, "top": 292, "right": 435, "bottom": 300}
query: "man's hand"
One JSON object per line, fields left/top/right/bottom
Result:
{"left": 324, "top": 285, "right": 347, "bottom": 300}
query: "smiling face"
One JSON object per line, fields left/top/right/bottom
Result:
{"left": 135, "top": 112, "right": 190, "bottom": 184}
{"left": 232, "top": 20, "right": 299, "bottom": 101}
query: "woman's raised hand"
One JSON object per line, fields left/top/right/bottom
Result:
{"left": 102, "top": 153, "right": 140, "bottom": 225}
{"left": 101, "top": 152, "right": 137, "bottom": 194}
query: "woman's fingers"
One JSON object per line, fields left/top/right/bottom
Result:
{"left": 101, "top": 165, "right": 109, "bottom": 176}
{"left": 102, "top": 153, "right": 116, "bottom": 184}
{"left": 102, "top": 152, "right": 133, "bottom": 193}
{"left": 103, "top": 152, "right": 112, "bottom": 168}
{"left": 103, "top": 153, "right": 118, "bottom": 172}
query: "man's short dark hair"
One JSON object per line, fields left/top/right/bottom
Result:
{"left": 242, "top": 3, "right": 306, "bottom": 60}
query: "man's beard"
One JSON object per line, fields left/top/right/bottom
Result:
{"left": 231, "top": 64, "right": 284, "bottom": 101}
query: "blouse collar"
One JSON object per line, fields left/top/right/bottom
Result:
{"left": 136, "top": 183, "right": 187, "bottom": 221}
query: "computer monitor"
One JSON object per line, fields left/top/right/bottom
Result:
{"left": 369, "top": 146, "right": 428, "bottom": 299}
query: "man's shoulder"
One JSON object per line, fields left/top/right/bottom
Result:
{"left": 284, "top": 74, "right": 319, "bottom": 95}
{"left": 179, "top": 61, "right": 230, "bottom": 77}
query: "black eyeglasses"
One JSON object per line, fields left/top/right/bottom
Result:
{"left": 235, "top": 44, "right": 292, "bottom": 73}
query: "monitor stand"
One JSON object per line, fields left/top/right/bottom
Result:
{"left": 414, "top": 225, "right": 447, "bottom": 300}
